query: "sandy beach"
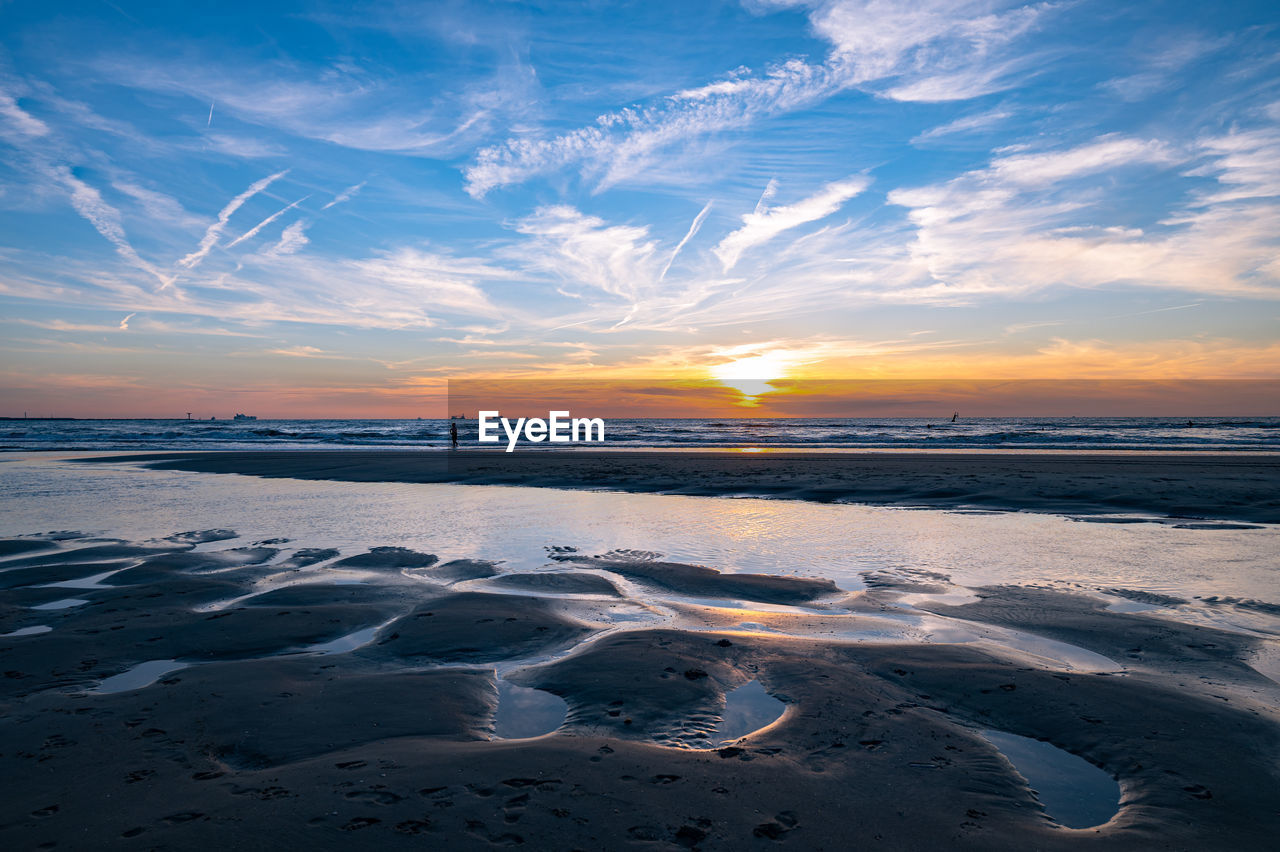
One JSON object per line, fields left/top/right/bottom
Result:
{"left": 92, "top": 449, "right": 1280, "bottom": 523}
{"left": 7, "top": 0, "right": 1280, "bottom": 847}
{"left": 1, "top": 452, "right": 1278, "bottom": 849}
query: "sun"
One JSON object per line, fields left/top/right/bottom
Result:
{"left": 708, "top": 350, "right": 801, "bottom": 404}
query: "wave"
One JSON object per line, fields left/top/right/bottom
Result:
{"left": 3, "top": 417, "right": 1278, "bottom": 453}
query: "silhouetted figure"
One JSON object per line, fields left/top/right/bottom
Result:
{"left": 450, "top": 421, "right": 459, "bottom": 449}
{"left": 951, "top": 411, "right": 959, "bottom": 422}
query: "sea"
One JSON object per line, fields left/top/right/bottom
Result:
{"left": 2, "top": 416, "right": 1278, "bottom": 452}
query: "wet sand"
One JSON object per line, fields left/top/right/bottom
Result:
{"left": 2, "top": 532, "right": 1278, "bottom": 849}
{"left": 88, "top": 449, "right": 1280, "bottom": 523}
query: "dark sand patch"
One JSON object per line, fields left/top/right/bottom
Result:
{"left": 0, "top": 601, "right": 391, "bottom": 695}
{"left": 862, "top": 568, "right": 953, "bottom": 594}
{"left": 164, "top": 530, "right": 240, "bottom": 544}
{"left": 1199, "top": 595, "right": 1280, "bottom": 616}
{"left": 358, "top": 592, "right": 594, "bottom": 664}
{"left": 1103, "top": 587, "right": 1188, "bottom": 607}
{"left": 330, "top": 546, "right": 438, "bottom": 570}
{"left": 1, "top": 540, "right": 188, "bottom": 569}
{"left": 97, "top": 548, "right": 279, "bottom": 586}
{"left": 418, "top": 559, "right": 501, "bottom": 583}
{"left": 549, "top": 550, "right": 840, "bottom": 604}
{"left": 488, "top": 571, "right": 622, "bottom": 597}
{"left": 920, "top": 585, "right": 1270, "bottom": 683}
{"left": 0, "top": 561, "right": 132, "bottom": 591}
{"left": 509, "top": 629, "right": 754, "bottom": 747}
{"left": 276, "top": 548, "right": 341, "bottom": 569}
{"left": 0, "top": 539, "right": 59, "bottom": 557}
{"left": 237, "top": 582, "right": 428, "bottom": 609}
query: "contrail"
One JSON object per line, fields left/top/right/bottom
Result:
{"left": 322, "top": 180, "right": 366, "bottom": 210}
{"left": 227, "top": 196, "right": 310, "bottom": 248}
{"left": 119, "top": 312, "right": 136, "bottom": 330}
{"left": 660, "top": 200, "right": 713, "bottom": 281}
{"left": 179, "top": 170, "right": 289, "bottom": 269}
{"left": 753, "top": 178, "right": 778, "bottom": 216}
{"left": 207, "top": 101, "right": 214, "bottom": 127}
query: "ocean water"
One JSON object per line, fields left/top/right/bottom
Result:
{"left": 2, "top": 416, "right": 1278, "bottom": 452}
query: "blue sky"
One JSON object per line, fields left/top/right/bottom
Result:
{"left": 1, "top": 0, "right": 1278, "bottom": 416}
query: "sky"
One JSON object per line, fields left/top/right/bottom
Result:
{"left": 0, "top": 0, "right": 1278, "bottom": 418}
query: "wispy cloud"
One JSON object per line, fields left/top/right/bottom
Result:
{"left": 510, "top": 206, "right": 661, "bottom": 302}
{"left": 322, "top": 180, "right": 366, "bottom": 210}
{"left": 179, "top": 169, "right": 288, "bottom": 269}
{"left": 0, "top": 87, "right": 51, "bottom": 138}
{"left": 54, "top": 167, "right": 175, "bottom": 289}
{"left": 203, "top": 134, "right": 286, "bottom": 159}
{"left": 714, "top": 176, "right": 870, "bottom": 271}
{"left": 464, "top": 1, "right": 1050, "bottom": 195}
{"left": 226, "top": 195, "right": 308, "bottom": 249}
{"left": 912, "top": 107, "right": 1014, "bottom": 144}
{"left": 110, "top": 179, "right": 202, "bottom": 228}
{"left": 263, "top": 220, "right": 310, "bottom": 257}
{"left": 882, "top": 131, "right": 1280, "bottom": 301}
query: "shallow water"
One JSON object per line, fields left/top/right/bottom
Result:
{"left": 93, "top": 660, "right": 190, "bottom": 694}
{"left": 1, "top": 625, "right": 52, "bottom": 637}
{"left": 30, "top": 598, "right": 91, "bottom": 611}
{"left": 493, "top": 679, "right": 568, "bottom": 739}
{"left": 2, "top": 455, "right": 1276, "bottom": 596}
{"left": 37, "top": 568, "right": 123, "bottom": 590}
{"left": 2, "top": 453, "right": 1278, "bottom": 646}
{"left": 714, "top": 680, "right": 786, "bottom": 744}
{"left": 980, "top": 729, "right": 1121, "bottom": 829}
{"left": 299, "top": 626, "right": 384, "bottom": 655}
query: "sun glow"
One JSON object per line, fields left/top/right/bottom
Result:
{"left": 708, "top": 349, "right": 808, "bottom": 403}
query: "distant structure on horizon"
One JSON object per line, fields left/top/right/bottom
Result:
{"left": 232, "top": 413, "right": 257, "bottom": 421}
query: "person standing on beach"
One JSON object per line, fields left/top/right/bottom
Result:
{"left": 450, "top": 420, "right": 458, "bottom": 449}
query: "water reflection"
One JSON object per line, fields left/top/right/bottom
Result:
{"left": 714, "top": 680, "right": 785, "bottom": 744}
{"left": 493, "top": 679, "right": 567, "bottom": 739}
{"left": 92, "top": 660, "right": 190, "bottom": 694}
{"left": 980, "top": 729, "right": 1120, "bottom": 828}
{"left": 2, "top": 455, "right": 1277, "bottom": 638}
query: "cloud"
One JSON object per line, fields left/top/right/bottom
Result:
{"left": 464, "top": 1, "right": 1050, "bottom": 195}
{"left": 226, "top": 195, "right": 308, "bottom": 248}
{"left": 54, "top": 167, "right": 175, "bottom": 289}
{"left": 465, "top": 59, "right": 840, "bottom": 196}
{"left": 110, "top": 180, "right": 201, "bottom": 227}
{"left": 264, "top": 220, "right": 310, "bottom": 257}
{"left": 911, "top": 108, "right": 1013, "bottom": 144}
{"left": 179, "top": 169, "right": 288, "bottom": 269}
{"left": 322, "top": 181, "right": 366, "bottom": 210}
{"left": 118, "top": 312, "right": 135, "bottom": 330}
{"left": 203, "top": 134, "right": 287, "bottom": 159}
{"left": 91, "top": 51, "right": 541, "bottom": 159}
{"left": 264, "top": 345, "right": 331, "bottom": 358}
{"left": 988, "top": 135, "right": 1177, "bottom": 187}
{"left": 660, "top": 200, "right": 713, "bottom": 281}
{"left": 511, "top": 206, "right": 662, "bottom": 302}
{"left": 881, "top": 132, "right": 1280, "bottom": 301}
{"left": 714, "top": 176, "right": 870, "bottom": 271}
{"left": 0, "top": 88, "right": 51, "bottom": 139}
{"left": 1098, "top": 34, "right": 1228, "bottom": 102}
